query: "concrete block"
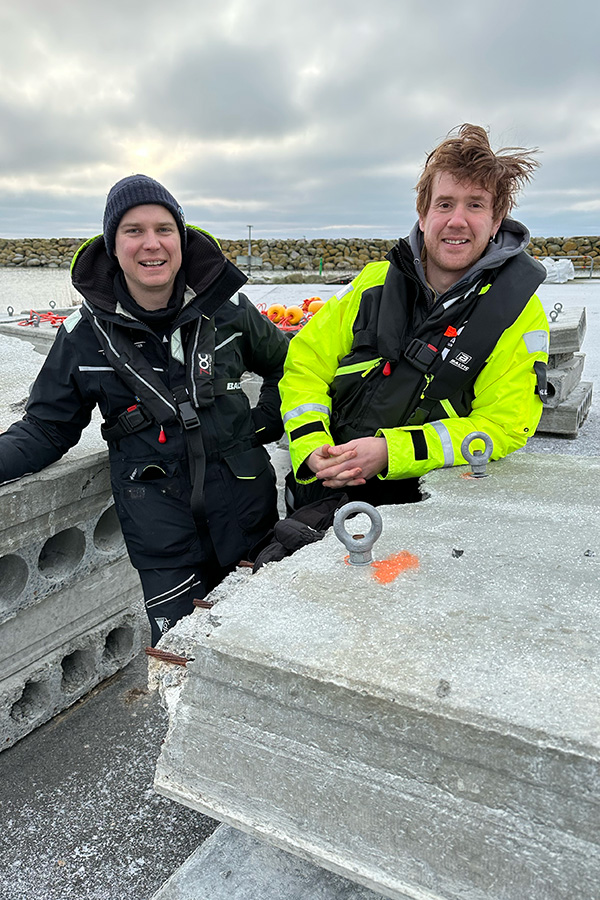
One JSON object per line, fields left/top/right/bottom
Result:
{"left": 0, "top": 322, "right": 56, "bottom": 355}
{"left": 153, "top": 824, "right": 385, "bottom": 900}
{"left": 153, "top": 454, "right": 600, "bottom": 900}
{"left": 548, "top": 306, "right": 587, "bottom": 354}
{"left": 0, "top": 452, "right": 144, "bottom": 749}
{"left": 0, "top": 309, "right": 79, "bottom": 356}
{"left": 545, "top": 352, "right": 586, "bottom": 407}
{"left": 548, "top": 351, "right": 575, "bottom": 368}
{"left": 538, "top": 381, "right": 593, "bottom": 436}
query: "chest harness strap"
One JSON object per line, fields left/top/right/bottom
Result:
{"left": 86, "top": 306, "right": 216, "bottom": 532}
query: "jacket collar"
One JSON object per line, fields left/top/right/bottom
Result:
{"left": 71, "top": 226, "right": 247, "bottom": 325}
{"left": 405, "top": 215, "right": 532, "bottom": 301}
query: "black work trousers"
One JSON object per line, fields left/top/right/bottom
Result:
{"left": 139, "top": 555, "right": 234, "bottom": 646}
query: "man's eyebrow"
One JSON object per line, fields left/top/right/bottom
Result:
{"left": 434, "top": 192, "right": 490, "bottom": 202}
{"left": 118, "top": 219, "right": 175, "bottom": 228}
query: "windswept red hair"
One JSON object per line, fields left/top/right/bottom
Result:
{"left": 416, "top": 124, "right": 539, "bottom": 221}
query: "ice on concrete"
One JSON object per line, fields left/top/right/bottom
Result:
{"left": 0, "top": 332, "right": 106, "bottom": 457}
{"left": 153, "top": 453, "right": 600, "bottom": 900}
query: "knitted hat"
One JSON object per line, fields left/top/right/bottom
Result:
{"left": 103, "top": 174, "right": 187, "bottom": 257}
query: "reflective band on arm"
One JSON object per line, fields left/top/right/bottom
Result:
{"left": 523, "top": 330, "right": 549, "bottom": 354}
{"left": 430, "top": 420, "right": 455, "bottom": 466}
{"left": 283, "top": 403, "right": 331, "bottom": 425}
{"left": 215, "top": 332, "right": 243, "bottom": 352}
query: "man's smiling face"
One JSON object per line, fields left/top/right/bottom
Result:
{"left": 419, "top": 171, "right": 502, "bottom": 294}
{"left": 114, "top": 204, "right": 182, "bottom": 309}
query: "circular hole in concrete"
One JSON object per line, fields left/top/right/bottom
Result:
{"left": 38, "top": 527, "right": 85, "bottom": 579}
{"left": 10, "top": 680, "right": 50, "bottom": 723}
{"left": 0, "top": 554, "right": 29, "bottom": 605}
{"left": 60, "top": 648, "right": 95, "bottom": 693}
{"left": 93, "top": 504, "right": 123, "bottom": 552}
{"left": 103, "top": 625, "right": 134, "bottom": 663}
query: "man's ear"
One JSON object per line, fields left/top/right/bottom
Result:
{"left": 491, "top": 214, "right": 504, "bottom": 240}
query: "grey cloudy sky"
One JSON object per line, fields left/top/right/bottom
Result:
{"left": 1, "top": 0, "right": 599, "bottom": 240}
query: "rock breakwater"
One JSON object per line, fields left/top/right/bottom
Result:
{"left": 2, "top": 236, "right": 600, "bottom": 275}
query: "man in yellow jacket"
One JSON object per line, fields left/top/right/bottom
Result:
{"left": 280, "top": 124, "right": 550, "bottom": 509}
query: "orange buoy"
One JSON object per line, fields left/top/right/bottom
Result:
{"left": 307, "top": 299, "right": 324, "bottom": 314}
{"left": 285, "top": 306, "right": 303, "bottom": 325}
{"left": 267, "top": 304, "right": 286, "bottom": 323}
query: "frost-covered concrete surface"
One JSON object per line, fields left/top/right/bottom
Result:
{"left": 0, "top": 330, "right": 104, "bottom": 455}
{"left": 0, "top": 278, "right": 598, "bottom": 899}
{"left": 154, "top": 454, "right": 600, "bottom": 900}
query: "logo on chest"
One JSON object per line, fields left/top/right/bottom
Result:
{"left": 449, "top": 351, "right": 472, "bottom": 372}
{"left": 197, "top": 351, "right": 213, "bottom": 377}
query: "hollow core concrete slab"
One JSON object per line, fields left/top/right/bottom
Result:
{"left": 154, "top": 453, "right": 600, "bottom": 900}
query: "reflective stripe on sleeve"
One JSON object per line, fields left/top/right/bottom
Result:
{"left": 215, "top": 332, "right": 243, "bottom": 352}
{"left": 430, "top": 420, "right": 455, "bottom": 466}
{"left": 523, "top": 330, "right": 549, "bottom": 354}
{"left": 283, "top": 403, "right": 331, "bottom": 425}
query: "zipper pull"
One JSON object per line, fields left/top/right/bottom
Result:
{"left": 418, "top": 373, "right": 433, "bottom": 400}
{"left": 158, "top": 427, "right": 167, "bottom": 444}
{"left": 383, "top": 361, "right": 392, "bottom": 376}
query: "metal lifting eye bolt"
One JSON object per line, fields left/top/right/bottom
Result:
{"left": 548, "top": 302, "right": 563, "bottom": 322}
{"left": 461, "top": 431, "right": 493, "bottom": 478}
{"left": 333, "top": 501, "right": 383, "bottom": 565}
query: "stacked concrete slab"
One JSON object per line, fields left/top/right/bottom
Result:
{"left": 0, "top": 452, "right": 144, "bottom": 750}
{"left": 151, "top": 453, "right": 600, "bottom": 900}
{"left": 539, "top": 305, "right": 593, "bottom": 436}
{"left": 0, "top": 307, "right": 78, "bottom": 356}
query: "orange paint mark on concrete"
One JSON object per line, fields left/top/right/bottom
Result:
{"left": 371, "top": 550, "right": 420, "bottom": 584}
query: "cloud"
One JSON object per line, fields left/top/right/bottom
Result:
{"left": 0, "top": 0, "right": 599, "bottom": 237}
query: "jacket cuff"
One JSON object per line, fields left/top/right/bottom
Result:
{"left": 288, "top": 424, "right": 333, "bottom": 481}
{"left": 251, "top": 405, "right": 284, "bottom": 445}
{"left": 376, "top": 427, "right": 431, "bottom": 480}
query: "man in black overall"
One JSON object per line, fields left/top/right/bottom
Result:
{"left": 0, "top": 176, "right": 288, "bottom": 644}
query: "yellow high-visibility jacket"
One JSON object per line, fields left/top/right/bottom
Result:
{"left": 280, "top": 243, "right": 549, "bottom": 484}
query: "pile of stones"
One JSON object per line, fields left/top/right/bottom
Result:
{"left": 528, "top": 236, "right": 600, "bottom": 259}
{"left": 2, "top": 235, "right": 600, "bottom": 274}
{"left": 0, "top": 238, "right": 83, "bottom": 268}
{"left": 218, "top": 238, "right": 396, "bottom": 272}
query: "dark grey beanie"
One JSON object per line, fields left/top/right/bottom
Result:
{"left": 103, "top": 174, "right": 187, "bottom": 257}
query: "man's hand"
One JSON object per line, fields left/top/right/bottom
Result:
{"left": 306, "top": 437, "right": 388, "bottom": 489}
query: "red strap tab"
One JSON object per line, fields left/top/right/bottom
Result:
{"left": 444, "top": 326, "right": 458, "bottom": 338}
{"left": 127, "top": 404, "right": 138, "bottom": 412}
{"left": 383, "top": 361, "right": 391, "bottom": 376}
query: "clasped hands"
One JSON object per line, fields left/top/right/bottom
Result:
{"left": 306, "top": 436, "right": 388, "bottom": 489}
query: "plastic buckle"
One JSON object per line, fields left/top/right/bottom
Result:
{"left": 118, "top": 405, "right": 150, "bottom": 434}
{"left": 178, "top": 400, "right": 200, "bottom": 430}
{"left": 404, "top": 338, "right": 438, "bottom": 373}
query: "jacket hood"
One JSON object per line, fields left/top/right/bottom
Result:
{"left": 406, "top": 215, "right": 532, "bottom": 296}
{"left": 71, "top": 225, "right": 247, "bottom": 318}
